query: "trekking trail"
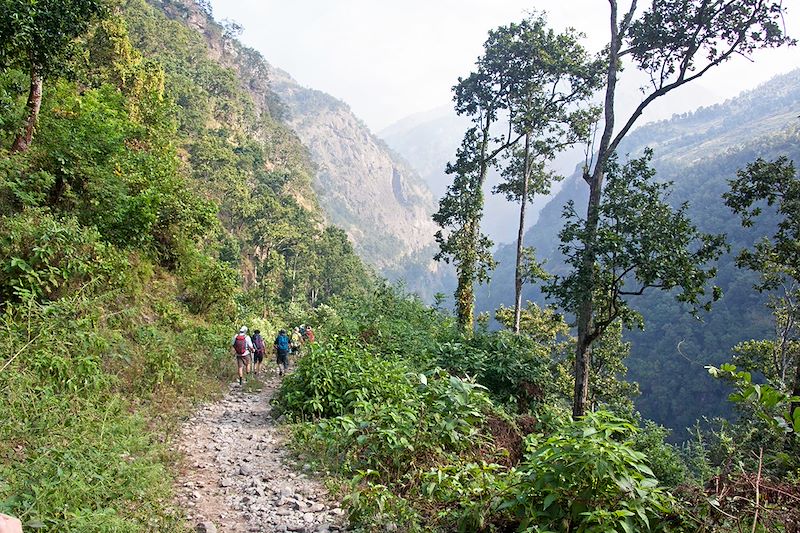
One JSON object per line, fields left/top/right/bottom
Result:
{"left": 174, "top": 371, "right": 348, "bottom": 533}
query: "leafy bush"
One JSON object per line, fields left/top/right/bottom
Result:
{"left": 434, "top": 329, "right": 557, "bottom": 411}
{"left": 132, "top": 326, "right": 183, "bottom": 391}
{"left": 504, "top": 412, "right": 674, "bottom": 532}
{"left": 282, "top": 337, "right": 516, "bottom": 531}
{"left": 421, "top": 461, "right": 516, "bottom": 532}
{"left": 327, "top": 283, "right": 453, "bottom": 361}
{"left": 0, "top": 211, "right": 127, "bottom": 303}
{"left": 276, "top": 337, "right": 415, "bottom": 420}
{"left": 0, "top": 154, "right": 54, "bottom": 209}
{"left": 344, "top": 477, "right": 424, "bottom": 532}
{"left": 309, "top": 370, "right": 492, "bottom": 478}
{"left": 179, "top": 249, "right": 238, "bottom": 318}
{"left": 631, "top": 421, "right": 691, "bottom": 488}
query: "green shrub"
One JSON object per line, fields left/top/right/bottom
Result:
{"left": 504, "top": 412, "right": 674, "bottom": 532}
{"left": 276, "top": 337, "right": 415, "bottom": 419}
{"left": 433, "top": 330, "right": 557, "bottom": 411}
{"left": 0, "top": 154, "right": 54, "bottom": 209}
{"left": 308, "top": 371, "right": 492, "bottom": 479}
{"left": 421, "top": 461, "right": 516, "bottom": 532}
{"left": 344, "top": 476, "right": 424, "bottom": 532}
{"left": 0, "top": 211, "right": 128, "bottom": 303}
{"left": 179, "top": 248, "right": 238, "bottom": 318}
{"left": 326, "top": 283, "right": 453, "bottom": 361}
{"left": 631, "top": 421, "right": 691, "bottom": 488}
{"left": 133, "top": 326, "right": 183, "bottom": 391}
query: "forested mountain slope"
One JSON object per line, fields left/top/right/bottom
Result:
{"left": 478, "top": 69, "right": 800, "bottom": 436}
{"left": 153, "top": 0, "right": 438, "bottom": 270}
{"left": 0, "top": 0, "right": 372, "bottom": 528}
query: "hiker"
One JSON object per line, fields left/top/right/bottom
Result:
{"left": 274, "top": 329, "right": 291, "bottom": 377}
{"left": 299, "top": 324, "right": 307, "bottom": 340}
{"left": 252, "top": 329, "right": 266, "bottom": 375}
{"left": 231, "top": 326, "right": 254, "bottom": 386}
{"left": 291, "top": 326, "right": 303, "bottom": 356}
{"left": 305, "top": 325, "right": 315, "bottom": 343}
{"left": 0, "top": 513, "right": 23, "bottom": 533}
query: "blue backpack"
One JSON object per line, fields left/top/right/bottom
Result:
{"left": 276, "top": 333, "right": 290, "bottom": 352}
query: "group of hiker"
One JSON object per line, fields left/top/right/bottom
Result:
{"left": 230, "top": 324, "right": 315, "bottom": 385}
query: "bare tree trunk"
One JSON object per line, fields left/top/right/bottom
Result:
{"left": 791, "top": 349, "right": 800, "bottom": 426}
{"left": 11, "top": 68, "right": 44, "bottom": 153}
{"left": 573, "top": 0, "right": 623, "bottom": 418}
{"left": 513, "top": 133, "right": 532, "bottom": 334}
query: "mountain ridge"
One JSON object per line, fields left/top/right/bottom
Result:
{"left": 153, "top": 0, "right": 438, "bottom": 270}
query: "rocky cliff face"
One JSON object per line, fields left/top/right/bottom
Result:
{"left": 151, "top": 0, "right": 438, "bottom": 270}
{"left": 267, "top": 71, "right": 439, "bottom": 268}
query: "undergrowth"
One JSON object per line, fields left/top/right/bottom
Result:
{"left": 0, "top": 283, "right": 231, "bottom": 532}
{"left": 276, "top": 305, "right": 679, "bottom": 532}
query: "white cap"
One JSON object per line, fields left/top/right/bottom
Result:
{"left": 239, "top": 326, "right": 248, "bottom": 333}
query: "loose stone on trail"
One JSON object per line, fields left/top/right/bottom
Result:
{"left": 174, "top": 372, "right": 347, "bottom": 532}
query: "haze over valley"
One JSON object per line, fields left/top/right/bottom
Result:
{"left": 1, "top": 1, "right": 799, "bottom": 530}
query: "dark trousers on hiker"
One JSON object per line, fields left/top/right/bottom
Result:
{"left": 276, "top": 349, "right": 289, "bottom": 375}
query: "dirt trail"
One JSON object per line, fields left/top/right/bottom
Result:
{"left": 174, "top": 371, "right": 347, "bottom": 533}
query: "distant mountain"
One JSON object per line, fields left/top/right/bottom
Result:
{"left": 478, "top": 69, "right": 800, "bottom": 437}
{"left": 268, "top": 72, "right": 439, "bottom": 269}
{"left": 154, "top": 0, "right": 438, "bottom": 271}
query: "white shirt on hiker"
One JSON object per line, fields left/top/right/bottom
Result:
{"left": 231, "top": 334, "right": 254, "bottom": 356}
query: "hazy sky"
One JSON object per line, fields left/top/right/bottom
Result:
{"left": 209, "top": 0, "right": 799, "bottom": 132}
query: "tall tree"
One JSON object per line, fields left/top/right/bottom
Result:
{"left": 433, "top": 49, "right": 515, "bottom": 331}
{"left": 0, "top": 0, "right": 106, "bottom": 152}
{"left": 558, "top": 0, "right": 792, "bottom": 417}
{"left": 548, "top": 150, "right": 726, "bottom": 411}
{"left": 434, "top": 123, "right": 496, "bottom": 331}
{"left": 434, "top": 16, "right": 601, "bottom": 332}
{"left": 489, "top": 15, "right": 604, "bottom": 333}
{"left": 724, "top": 156, "right": 800, "bottom": 422}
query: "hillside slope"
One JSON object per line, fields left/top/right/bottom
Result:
{"left": 478, "top": 69, "right": 800, "bottom": 435}
{"left": 153, "top": 0, "right": 438, "bottom": 270}
{"left": 0, "top": 0, "right": 375, "bottom": 529}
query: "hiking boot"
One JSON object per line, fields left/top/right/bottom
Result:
{"left": 238, "top": 377, "right": 243, "bottom": 386}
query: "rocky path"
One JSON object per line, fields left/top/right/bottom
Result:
{"left": 174, "top": 372, "right": 347, "bottom": 533}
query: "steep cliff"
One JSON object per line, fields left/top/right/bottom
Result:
{"left": 150, "top": 0, "right": 438, "bottom": 270}
{"left": 268, "top": 71, "right": 439, "bottom": 268}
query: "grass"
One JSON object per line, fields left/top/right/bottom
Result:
{"left": 0, "top": 293, "right": 233, "bottom": 532}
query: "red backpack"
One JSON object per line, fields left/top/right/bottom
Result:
{"left": 233, "top": 334, "right": 247, "bottom": 355}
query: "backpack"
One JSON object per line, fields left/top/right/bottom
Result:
{"left": 253, "top": 335, "right": 265, "bottom": 353}
{"left": 233, "top": 334, "right": 247, "bottom": 355}
{"left": 276, "top": 333, "right": 290, "bottom": 352}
